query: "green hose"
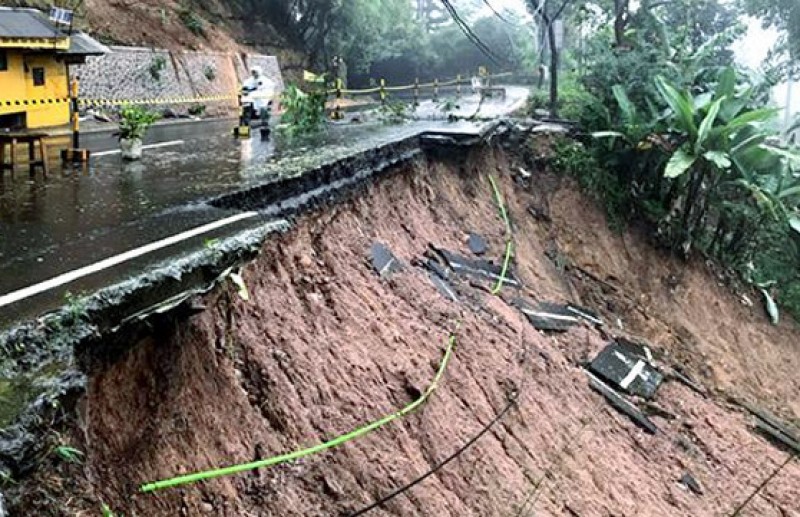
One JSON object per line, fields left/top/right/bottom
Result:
{"left": 488, "top": 175, "right": 514, "bottom": 295}
{"left": 140, "top": 328, "right": 460, "bottom": 493}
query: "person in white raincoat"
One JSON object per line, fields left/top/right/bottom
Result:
{"left": 242, "top": 66, "right": 275, "bottom": 122}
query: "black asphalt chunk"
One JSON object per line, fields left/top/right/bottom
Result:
{"left": 467, "top": 233, "right": 488, "bottom": 256}
{"left": 370, "top": 243, "right": 402, "bottom": 278}
{"left": 566, "top": 303, "right": 604, "bottom": 326}
{"left": 428, "top": 273, "right": 459, "bottom": 303}
{"left": 587, "top": 371, "right": 659, "bottom": 435}
{"left": 433, "top": 247, "right": 520, "bottom": 286}
{"left": 741, "top": 403, "right": 800, "bottom": 445}
{"left": 680, "top": 472, "right": 704, "bottom": 495}
{"left": 425, "top": 258, "right": 451, "bottom": 281}
{"left": 589, "top": 341, "right": 663, "bottom": 400}
{"left": 513, "top": 299, "right": 580, "bottom": 332}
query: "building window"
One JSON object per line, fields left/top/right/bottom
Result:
{"left": 0, "top": 51, "right": 7, "bottom": 71}
{"left": 32, "top": 67, "right": 45, "bottom": 86}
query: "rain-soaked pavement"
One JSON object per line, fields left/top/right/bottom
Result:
{"left": 0, "top": 86, "right": 528, "bottom": 326}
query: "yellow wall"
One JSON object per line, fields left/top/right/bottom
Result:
{"left": 0, "top": 49, "right": 70, "bottom": 129}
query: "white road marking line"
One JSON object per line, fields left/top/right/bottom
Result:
{"left": 0, "top": 211, "right": 260, "bottom": 309}
{"left": 567, "top": 306, "right": 604, "bottom": 326}
{"left": 92, "top": 140, "right": 185, "bottom": 157}
{"left": 520, "top": 308, "right": 580, "bottom": 323}
{"left": 620, "top": 360, "right": 646, "bottom": 389}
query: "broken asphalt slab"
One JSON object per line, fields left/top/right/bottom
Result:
{"left": 589, "top": 340, "right": 664, "bottom": 400}
{"left": 370, "top": 243, "right": 403, "bottom": 278}
{"left": 432, "top": 247, "right": 520, "bottom": 287}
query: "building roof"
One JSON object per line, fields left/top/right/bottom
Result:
{"left": 0, "top": 7, "right": 107, "bottom": 56}
{"left": 65, "top": 31, "right": 110, "bottom": 56}
{"left": 0, "top": 8, "right": 62, "bottom": 40}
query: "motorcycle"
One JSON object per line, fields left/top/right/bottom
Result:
{"left": 234, "top": 87, "right": 273, "bottom": 138}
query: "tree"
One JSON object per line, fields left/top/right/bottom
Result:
{"left": 525, "top": 0, "right": 576, "bottom": 116}
{"left": 740, "top": 0, "right": 800, "bottom": 76}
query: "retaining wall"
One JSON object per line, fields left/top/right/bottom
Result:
{"left": 72, "top": 46, "right": 284, "bottom": 116}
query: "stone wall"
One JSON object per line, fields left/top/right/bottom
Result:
{"left": 72, "top": 46, "right": 284, "bottom": 116}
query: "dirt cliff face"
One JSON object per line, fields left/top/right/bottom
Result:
{"left": 8, "top": 0, "right": 303, "bottom": 61}
{"left": 10, "top": 142, "right": 800, "bottom": 516}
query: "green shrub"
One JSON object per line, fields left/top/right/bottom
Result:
{"left": 149, "top": 55, "right": 167, "bottom": 82}
{"left": 527, "top": 79, "right": 609, "bottom": 131}
{"left": 378, "top": 100, "right": 414, "bottom": 124}
{"left": 119, "top": 106, "right": 160, "bottom": 140}
{"left": 179, "top": 8, "right": 205, "bottom": 36}
{"left": 527, "top": 90, "right": 548, "bottom": 115}
{"left": 279, "top": 84, "right": 327, "bottom": 139}
{"left": 558, "top": 80, "right": 610, "bottom": 132}
{"left": 552, "top": 138, "right": 630, "bottom": 230}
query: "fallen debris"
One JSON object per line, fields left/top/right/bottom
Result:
{"left": 586, "top": 371, "right": 659, "bottom": 435}
{"left": 753, "top": 418, "right": 800, "bottom": 456}
{"left": 428, "top": 273, "right": 459, "bottom": 303}
{"left": 513, "top": 299, "right": 580, "bottom": 332}
{"left": 432, "top": 246, "right": 520, "bottom": 287}
{"left": 467, "top": 233, "right": 488, "bottom": 256}
{"left": 566, "top": 304, "right": 604, "bottom": 327}
{"left": 679, "top": 472, "right": 704, "bottom": 496}
{"left": 667, "top": 367, "right": 707, "bottom": 396}
{"left": 740, "top": 403, "right": 800, "bottom": 446}
{"left": 370, "top": 243, "right": 402, "bottom": 278}
{"left": 589, "top": 340, "right": 663, "bottom": 399}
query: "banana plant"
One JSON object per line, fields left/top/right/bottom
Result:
{"left": 656, "top": 74, "right": 782, "bottom": 180}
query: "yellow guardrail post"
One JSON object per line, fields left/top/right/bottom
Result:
{"left": 70, "top": 77, "right": 80, "bottom": 150}
{"left": 433, "top": 78, "right": 439, "bottom": 102}
{"left": 61, "top": 76, "right": 90, "bottom": 163}
{"left": 380, "top": 78, "right": 387, "bottom": 106}
{"left": 414, "top": 78, "right": 420, "bottom": 107}
{"left": 456, "top": 74, "right": 462, "bottom": 99}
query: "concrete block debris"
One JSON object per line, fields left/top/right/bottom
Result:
{"left": 589, "top": 339, "right": 663, "bottom": 399}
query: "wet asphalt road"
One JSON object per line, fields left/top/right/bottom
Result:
{"left": 0, "top": 87, "right": 528, "bottom": 326}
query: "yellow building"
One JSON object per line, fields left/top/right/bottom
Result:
{"left": 0, "top": 8, "right": 106, "bottom": 130}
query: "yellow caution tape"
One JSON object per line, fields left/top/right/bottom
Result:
{"left": 78, "top": 93, "right": 238, "bottom": 108}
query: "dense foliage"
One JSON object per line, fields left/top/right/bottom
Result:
{"left": 228, "top": 0, "right": 530, "bottom": 86}
{"left": 535, "top": 0, "right": 800, "bottom": 322}
{"left": 279, "top": 84, "right": 328, "bottom": 139}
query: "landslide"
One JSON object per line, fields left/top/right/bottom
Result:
{"left": 5, "top": 0, "right": 304, "bottom": 64}
{"left": 9, "top": 139, "right": 800, "bottom": 516}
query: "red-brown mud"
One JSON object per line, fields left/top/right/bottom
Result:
{"left": 12, "top": 143, "right": 800, "bottom": 516}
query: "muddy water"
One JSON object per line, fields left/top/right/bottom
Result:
{"left": 7, "top": 141, "right": 798, "bottom": 516}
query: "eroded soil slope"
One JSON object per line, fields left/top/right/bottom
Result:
{"left": 15, "top": 142, "right": 800, "bottom": 516}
